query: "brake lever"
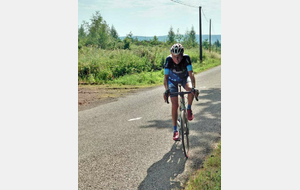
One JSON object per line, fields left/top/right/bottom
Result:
{"left": 195, "top": 90, "right": 199, "bottom": 101}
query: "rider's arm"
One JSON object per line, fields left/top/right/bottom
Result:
{"left": 187, "top": 64, "right": 196, "bottom": 88}
{"left": 164, "top": 69, "right": 170, "bottom": 102}
{"left": 188, "top": 71, "right": 196, "bottom": 88}
{"left": 164, "top": 68, "right": 170, "bottom": 90}
{"left": 186, "top": 55, "right": 195, "bottom": 88}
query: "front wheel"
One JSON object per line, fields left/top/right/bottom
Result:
{"left": 180, "top": 110, "right": 190, "bottom": 158}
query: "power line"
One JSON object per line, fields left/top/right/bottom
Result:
{"left": 212, "top": 23, "right": 219, "bottom": 40}
{"left": 170, "top": 0, "right": 198, "bottom": 8}
{"left": 211, "top": 22, "right": 215, "bottom": 44}
{"left": 201, "top": 8, "right": 209, "bottom": 22}
{"left": 211, "top": 22, "right": 221, "bottom": 48}
{"left": 170, "top": 0, "right": 210, "bottom": 24}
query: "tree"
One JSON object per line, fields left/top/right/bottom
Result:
{"left": 152, "top": 35, "right": 159, "bottom": 45}
{"left": 189, "top": 25, "right": 197, "bottom": 47}
{"left": 123, "top": 31, "right": 134, "bottom": 49}
{"left": 175, "top": 28, "right": 183, "bottom": 43}
{"left": 123, "top": 38, "right": 131, "bottom": 49}
{"left": 127, "top": 31, "right": 133, "bottom": 40}
{"left": 167, "top": 26, "right": 176, "bottom": 44}
{"left": 203, "top": 39, "right": 209, "bottom": 50}
{"left": 214, "top": 39, "right": 221, "bottom": 47}
{"left": 110, "top": 25, "right": 119, "bottom": 40}
{"left": 78, "top": 24, "right": 86, "bottom": 38}
{"left": 86, "top": 11, "right": 110, "bottom": 48}
{"left": 181, "top": 26, "right": 198, "bottom": 48}
{"left": 213, "top": 39, "right": 221, "bottom": 52}
{"left": 78, "top": 22, "right": 88, "bottom": 49}
{"left": 182, "top": 29, "right": 191, "bottom": 47}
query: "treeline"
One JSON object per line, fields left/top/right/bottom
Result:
{"left": 78, "top": 11, "right": 221, "bottom": 85}
{"left": 78, "top": 11, "right": 221, "bottom": 52}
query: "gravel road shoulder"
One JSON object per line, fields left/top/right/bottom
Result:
{"left": 78, "top": 85, "right": 158, "bottom": 111}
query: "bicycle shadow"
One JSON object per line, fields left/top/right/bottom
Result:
{"left": 138, "top": 142, "right": 187, "bottom": 190}
{"left": 137, "top": 88, "right": 221, "bottom": 187}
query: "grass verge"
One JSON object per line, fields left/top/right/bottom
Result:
{"left": 185, "top": 142, "right": 221, "bottom": 190}
{"left": 104, "top": 55, "right": 221, "bottom": 86}
{"left": 78, "top": 46, "right": 221, "bottom": 85}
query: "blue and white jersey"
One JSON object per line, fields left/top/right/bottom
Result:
{"left": 164, "top": 54, "right": 193, "bottom": 83}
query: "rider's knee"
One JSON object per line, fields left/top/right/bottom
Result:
{"left": 171, "top": 101, "right": 179, "bottom": 108}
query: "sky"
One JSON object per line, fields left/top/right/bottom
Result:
{"left": 78, "top": 0, "right": 221, "bottom": 37}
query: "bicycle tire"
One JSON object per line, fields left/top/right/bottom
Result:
{"left": 180, "top": 110, "right": 190, "bottom": 158}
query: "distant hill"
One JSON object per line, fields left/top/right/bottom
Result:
{"left": 119, "top": 35, "right": 221, "bottom": 43}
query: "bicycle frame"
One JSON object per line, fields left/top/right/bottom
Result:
{"left": 177, "top": 97, "right": 183, "bottom": 128}
{"left": 176, "top": 85, "right": 188, "bottom": 128}
{"left": 179, "top": 85, "right": 187, "bottom": 111}
{"left": 178, "top": 85, "right": 190, "bottom": 157}
{"left": 166, "top": 84, "right": 198, "bottom": 158}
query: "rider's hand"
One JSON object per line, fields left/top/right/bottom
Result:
{"left": 191, "top": 87, "right": 199, "bottom": 97}
{"left": 164, "top": 89, "right": 170, "bottom": 102}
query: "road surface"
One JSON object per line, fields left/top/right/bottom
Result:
{"left": 78, "top": 65, "right": 221, "bottom": 189}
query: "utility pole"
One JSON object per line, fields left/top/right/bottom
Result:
{"left": 209, "top": 19, "right": 211, "bottom": 52}
{"left": 199, "top": 6, "right": 202, "bottom": 62}
{"left": 170, "top": 1, "right": 202, "bottom": 61}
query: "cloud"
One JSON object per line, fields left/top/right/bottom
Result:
{"left": 94, "top": 0, "right": 172, "bottom": 9}
{"left": 129, "top": 1, "right": 198, "bottom": 19}
{"left": 78, "top": 2, "right": 99, "bottom": 10}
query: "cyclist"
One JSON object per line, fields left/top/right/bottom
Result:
{"left": 163, "top": 43, "right": 199, "bottom": 141}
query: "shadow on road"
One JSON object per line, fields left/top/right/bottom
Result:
{"left": 138, "top": 142, "right": 187, "bottom": 190}
{"left": 192, "top": 87, "right": 221, "bottom": 134}
{"left": 138, "top": 88, "right": 221, "bottom": 189}
{"left": 140, "top": 118, "right": 173, "bottom": 130}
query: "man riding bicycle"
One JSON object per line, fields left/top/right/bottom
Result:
{"left": 163, "top": 43, "right": 199, "bottom": 141}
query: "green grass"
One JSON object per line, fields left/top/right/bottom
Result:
{"left": 78, "top": 46, "right": 221, "bottom": 85}
{"left": 185, "top": 142, "right": 221, "bottom": 190}
{"left": 78, "top": 46, "right": 169, "bottom": 84}
{"left": 108, "top": 51, "right": 221, "bottom": 86}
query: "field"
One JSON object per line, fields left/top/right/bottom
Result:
{"left": 78, "top": 45, "right": 221, "bottom": 85}
{"left": 78, "top": 45, "right": 221, "bottom": 110}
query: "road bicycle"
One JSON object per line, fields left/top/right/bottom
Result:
{"left": 166, "top": 84, "right": 199, "bottom": 158}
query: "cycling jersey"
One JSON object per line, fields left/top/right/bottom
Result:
{"left": 164, "top": 54, "right": 193, "bottom": 83}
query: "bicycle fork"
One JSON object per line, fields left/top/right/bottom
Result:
{"left": 177, "top": 95, "right": 186, "bottom": 133}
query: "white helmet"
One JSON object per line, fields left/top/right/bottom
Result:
{"left": 170, "top": 43, "right": 184, "bottom": 55}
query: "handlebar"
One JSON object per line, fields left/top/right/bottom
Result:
{"left": 165, "top": 91, "right": 199, "bottom": 104}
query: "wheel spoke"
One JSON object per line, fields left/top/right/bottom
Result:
{"left": 180, "top": 110, "right": 189, "bottom": 158}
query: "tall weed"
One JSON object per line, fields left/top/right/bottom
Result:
{"left": 78, "top": 46, "right": 220, "bottom": 85}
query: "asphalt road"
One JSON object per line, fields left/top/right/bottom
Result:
{"left": 78, "top": 65, "right": 221, "bottom": 190}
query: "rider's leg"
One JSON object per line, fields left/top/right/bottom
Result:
{"left": 171, "top": 96, "right": 179, "bottom": 128}
{"left": 169, "top": 81, "right": 179, "bottom": 140}
{"left": 185, "top": 85, "right": 194, "bottom": 106}
{"left": 169, "top": 81, "right": 178, "bottom": 129}
{"left": 184, "top": 78, "right": 194, "bottom": 107}
{"left": 184, "top": 77, "right": 194, "bottom": 121}
{"left": 171, "top": 96, "right": 179, "bottom": 140}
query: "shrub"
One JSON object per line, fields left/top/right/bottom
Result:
{"left": 78, "top": 46, "right": 219, "bottom": 84}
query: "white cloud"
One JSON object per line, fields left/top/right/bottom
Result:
{"left": 78, "top": 0, "right": 221, "bottom": 35}
{"left": 78, "top": 2, "right": 99, "bottom": 10}
{"left": 94, "top": 0, "right": 173, "bottom": 9}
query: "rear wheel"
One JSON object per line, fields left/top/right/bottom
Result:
{"left": 180, "top": 110, "right": 189, "bottom": 158}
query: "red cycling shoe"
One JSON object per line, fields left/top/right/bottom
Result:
{"left": 187, "top": 109, "right": 194, "bottom": 121}
{"left": 173, "top": 131, "right": 179, "bottom": 141}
